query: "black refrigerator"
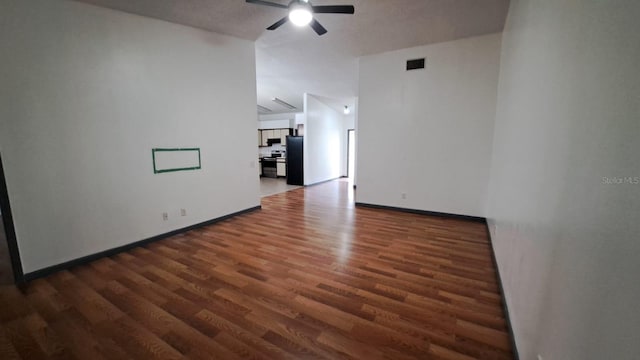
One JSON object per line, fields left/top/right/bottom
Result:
{"left": 286, "top": 136, "right": 304, "bottom": 185}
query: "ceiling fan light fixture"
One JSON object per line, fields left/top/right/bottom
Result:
{"left": 247, "top": 0, "right": 354, "bottom": 35}
{"left": 289, "top": 3, "right": 313, "bottom": 27}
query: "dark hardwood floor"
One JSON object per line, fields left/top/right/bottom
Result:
{"left": 0, "top": 179, "right": 513, "bottom": 359}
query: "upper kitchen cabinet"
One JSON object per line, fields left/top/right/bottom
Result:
{"left": 258, "top": 128, "right": 293, "bottom": 147}
{"left": 280, "top": 129, "right": 290, "bottom": 144}
{"left": 260, "top": 130, "right": 271, "bottom": 146}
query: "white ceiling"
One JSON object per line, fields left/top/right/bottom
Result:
{"left": 73, "top": 0, "right": 510, "bottom": 114}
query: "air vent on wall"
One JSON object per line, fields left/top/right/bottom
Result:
{"left": 406, "top": 58, "right": 425, "bottom": 71}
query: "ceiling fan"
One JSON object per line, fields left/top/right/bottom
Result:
{"left": 246, "top": 0, "right": 355, "bottom": 36}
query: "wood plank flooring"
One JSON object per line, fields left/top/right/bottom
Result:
{"left": 0, "top": 179, "right": 514, "bottom": 359}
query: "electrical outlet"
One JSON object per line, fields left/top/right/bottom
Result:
{"left": 180, "top": 208, "right": 186, "bottom": 216}
{"left": 401, "top": 192, "right": 407, "bottom": 199}
{"left": 162, "top": 212, "right": 168, "bottom": 221}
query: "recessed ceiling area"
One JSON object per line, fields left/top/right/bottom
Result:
{"left": 73, "top": 0, "right": 510, "bottom": 113}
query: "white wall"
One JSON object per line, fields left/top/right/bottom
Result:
{"left": 295, "top": 113, "right": 306, "bottom": 126}
{"left": 487, "top": 1, "right": 640, "bottom": 359}
{"left": 258, "top": 119, "right": 290, "bottom": 130}
{"left": 258, "top": 113, "right": 298, "bottom": 129}
{"left": 357, "top": 34, "right": 502, "bottom": 216}
{"left": 303, "top": 94, "right": 346, "bottom": 185}
{"left": 0, "top": 0, "right": 260, "bottom": 273}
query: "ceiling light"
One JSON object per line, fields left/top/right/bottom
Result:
{"left": 344, "top": 106, "right": 350, "bottom": 115}
{"left": 272, "top": 97, "right": 297, "bottom": 110}
{"left": 257, "top": 105, "right": 272, "bottom": 113}
{"left": 288, "top": 2, "right": 313, "bottom": 27}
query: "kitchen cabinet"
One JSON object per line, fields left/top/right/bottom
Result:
{"left": 262, "top": 130, "right": 272, "bottom": 146}
{"left": 258, "top": 128, "right": 293, "bottom": 147}
{"left": 276, "top": 159, "right": 286, "bottom": 177}
{"left": 280, "top": 129, "right": 289, "bottom": 144}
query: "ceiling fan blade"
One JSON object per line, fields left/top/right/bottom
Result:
{"left": 310, "top": 19, "right": 328, "bottom": 36}
{"left": 312, "top": 5, "right": 355, "bottom": 14}
{"left": 246, "top": 0, "right": 288, "bottom": 9}
{"left": 267, "top": 16, "right": 288, "bottom": 30}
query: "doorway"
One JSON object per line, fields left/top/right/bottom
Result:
{"left": 0, "top": 154, "right": 22, "bottom": 284}
{"left": 347, "top": 129, "right": 355, "bottom": 179}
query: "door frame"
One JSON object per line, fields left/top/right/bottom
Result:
{"left": 0, "top": 153, "right": 24, "bottom": 284}
{"left": 346, "top": 129, "right": 355, "bottom": 178}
